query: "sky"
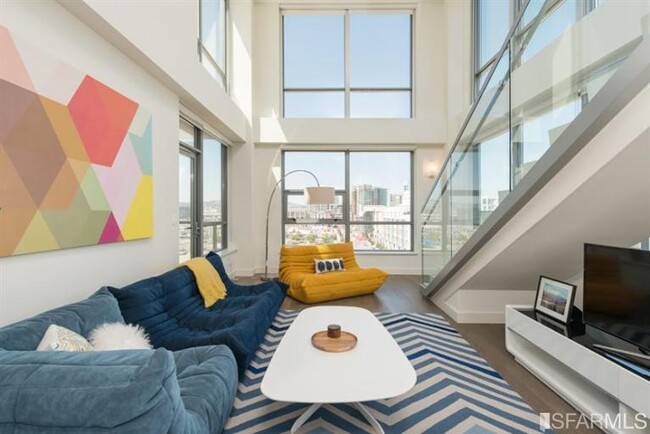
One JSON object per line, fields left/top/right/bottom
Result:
{"left": 179, "top": 137, "right": 222, "bottom": 203}
{"left": 284, "top": 152, "right": 410, "bottom": 195}
{"left": 183, "top": 2, "right": 585, "bottom": 205}
{"left": 283, "top": 13, "right": 412, "bottom": 118}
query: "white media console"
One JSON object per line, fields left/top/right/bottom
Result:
{"left": 505, "top": 306, "right": 650, "bottom": 434}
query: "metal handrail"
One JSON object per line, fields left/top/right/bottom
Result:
{"left": 420, "top": 0, "right": 541, "bottom": 216}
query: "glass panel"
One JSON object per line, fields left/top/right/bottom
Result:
{"left": 478, "top": 0, "right": 510, "bottom": 67}
{"left": 287, "top": 194, "right": 343, "bottom": 221}
{"left": 512, "top": 100, "right": 580, "bottom": 184}
{"left": 202, "top": 224, "right": 223, "bottom": 254}
{"left": 520, "top": 0, "right": 578, "bottom": 62}
{"left": 423, "top": 0, "right": 649, "bottom": 287}
{"left": 283, "top": 14, "right": 344, "bottom": 88}
{"left": 179, "top": 119, "right": 195, "bottom": 148}
{"left": 349, "top": 13, "right": 411, "bottom": 88}
{"left": 479, "top": 132, "right": 510, "bottom": 223}
{"left": 283, "top": 91, "right": 345, "bottom": 118}
{"left": 284, "top": 224, "right": 345, "bottom": 245}
{"left": 450, "top": 48, "right": 510, "bottom": 254}
{"left": 179, "top": 153, "right": 193, "bottom": 262}
{"left": 520, "top": 0, "right": 545, "bottom": 28}
{"left": 351, "top": 224, "right": 411, "bottom": 251}
{"left": 201, "top": 49, "right": 226, "bottom": 87}
{"left": 200, "top": 0, "right": 226, "bottom": 69}
{"left": 179, "top": 223, "right": 192, "bottom": 262}
{"left": 350, "top": 91, "right": 411, "bottom": 118}
{"left": 284, "top": 152, "right": 345, "bottom": 190}
{"left": 421, "top": 167, "right": 451, "bottom": 284}
{"left": 349, "top": 152, "right": 411, "bottom": 222}
{"left": 477, "top": 56, "right": 508, "bottom": 93}
{"left": 202, "top": 134, "right": 223, "bottom": 223}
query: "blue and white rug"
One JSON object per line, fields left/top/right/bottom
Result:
{"left": 224, "top": 311, "right": 547, "bottom": 434}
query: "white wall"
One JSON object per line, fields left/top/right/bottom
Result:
{"left": 247, "top": 0, "right": 466, "bottom": 275}
{"left": 0, "top": 1, "right": 178, "bottom": 325}
{"left": 253, "top": 0, "right": 449, "bottom": 145}
{"left": 60, "top": 0, "right": 249, "bottom": 144}
{"left": 0, "top": 0, "right": 474, "bottom": 327}
{"left": 444, "top": 0, "right": 472, "bottom": 144}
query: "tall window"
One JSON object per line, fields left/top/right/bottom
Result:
{"left": 199, "top": 0, "right": 227, "bottom": 88}
{"left": 282, "top": 151, "right": 413, "bottom": 251}
{"left": 474, "top": 0, "right": 601, "bottom": 97}
{"left": 282, "top": 11, "right": 412, "bottom": 118}
{"left": 179, "top": 118, "right": 228, "bottom": 262}
{"left": 473, "top": 0, "right": 512, "bottom": 97}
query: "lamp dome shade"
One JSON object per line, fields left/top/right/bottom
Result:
{"left": 304, "top": 187, "right": 336, "bottom": 205}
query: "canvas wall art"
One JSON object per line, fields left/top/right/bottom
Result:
{"left": 0, "top": 26, "right": 153, "bottom": 257}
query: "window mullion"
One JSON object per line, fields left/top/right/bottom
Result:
{"left": 344, "top": 10, "right": 351, "bottom": 118}
{"left": 345, "top": 151, "right": 351, "bottom": 242}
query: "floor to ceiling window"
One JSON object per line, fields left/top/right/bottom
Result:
{"left": 199, "top": 0, "right": 228, "bottom": 88}
{"left": 178, "top": 117, "right": 228, "bottom": 262}
{"left": 282, "top": 151, "right": 413, "bottom": 251}
{"left": 282, "top": 10, "right": 412, "bottom": 118}
{"left": 473, "top": 0, "right": 513, "bottom": 97}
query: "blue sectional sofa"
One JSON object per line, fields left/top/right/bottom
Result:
{"left": 0, "top": 288, "right": 238, "bottom": 433}
{"left": 108, "top": 252, "right": 287, "bottom": 376}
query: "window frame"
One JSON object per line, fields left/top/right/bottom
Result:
{"left": 473, "top": 0, "right": 601, "bottom": 99}
{"left": 472, "top": 0, "right": 517, "bottom": 100}
{"left": 198, "top": 0, "right": 229, "bottom": 89}
{"left": 178, "top": 116, "right": 228, "bottom": 261}
{"left": 281, "top": 9, "right": 414, "bottom": 118}
{"left": 281, "top": 150, "right": 415, "bottom": 252}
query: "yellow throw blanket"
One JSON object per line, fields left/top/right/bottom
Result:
{"left": 180, "top": 258, "right": 227, "bottom": 308}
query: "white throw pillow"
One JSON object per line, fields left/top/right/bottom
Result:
{"left": 314, "top": 258, "right": 346, "bottom": 274}
{"left": 89, "top": 322, "right": 152, "bottom": 350}
{"left": 36, "top": 324, "right": 93, "bottom": 352}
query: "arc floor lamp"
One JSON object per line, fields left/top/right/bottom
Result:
{"left": 263, "top": 170, "right": 336, "bottom": 281}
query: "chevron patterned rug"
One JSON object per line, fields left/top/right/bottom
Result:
{"left": 224, "top": 310, "right": 548, "bottom": 434}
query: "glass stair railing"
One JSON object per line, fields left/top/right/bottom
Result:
{"left": 421, "top": 0, "right": 650, "bottom": 295}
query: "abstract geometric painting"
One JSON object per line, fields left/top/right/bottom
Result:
{"left": 0, "top": 26, "right": 153, "bottom": 257}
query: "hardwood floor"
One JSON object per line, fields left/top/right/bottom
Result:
{"left": 237, "top": 275, "right": 602, "bottom": 434}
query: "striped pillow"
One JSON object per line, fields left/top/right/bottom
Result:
{"left": 314, "top": 258, "right": 346, "bottom": 274}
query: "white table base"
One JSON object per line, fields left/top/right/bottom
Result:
{"left": 290, "top": 402, "right": 384, "bottom": 434}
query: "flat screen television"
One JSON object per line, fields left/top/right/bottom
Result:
{"left": 584, "top": 243, "right": 650, "bottom": 352}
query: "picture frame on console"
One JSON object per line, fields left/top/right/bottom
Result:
{"left": 534, "top": 276, "right": 576, "bottom": 324}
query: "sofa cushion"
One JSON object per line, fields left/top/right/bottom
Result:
{"left": 0, "top": 348, "right": 176, "bottom": 433}
{"left": 171, "top": 346, "right": 238, "bottom": 434}
{"left": 0, "top": 346, "right": 238, "bottom": 434}
{"left": 280, "top": 242, "right": 361, "bottom": 279}
{"left": 109, "top": 253, "right": 286, "bottom": 376}
{"left": 0, "top": 288, "right": 124, "bottom": 351}
{"left": 279, "top": 243, "right": 387, "bottom": 304}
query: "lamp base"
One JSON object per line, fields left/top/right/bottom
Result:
{"left": 260, "top": 276, "right": 275, "bottom": 282}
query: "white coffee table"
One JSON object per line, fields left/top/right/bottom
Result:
{"left": 261, "top": 306, "right": 416, "bottom": 433}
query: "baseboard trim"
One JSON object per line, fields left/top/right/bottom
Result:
{"left": 236, "top": 268, "right": 256, "bottom": 277}
{"left": 434, "top": 299, "right": 506, "bottom": 324}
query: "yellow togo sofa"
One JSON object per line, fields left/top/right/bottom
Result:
{"left": 279, "top": 242, "right": 388, "bottom": 304}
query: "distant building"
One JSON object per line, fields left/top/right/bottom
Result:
{"left": 351, "top": 184, "right": 389, "bottom": 218}
{"left": 481, "top": 197, "right": 498, "bottom": 212}
{"left": 390, "top": 193, "right": 403, "bottom": 207}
